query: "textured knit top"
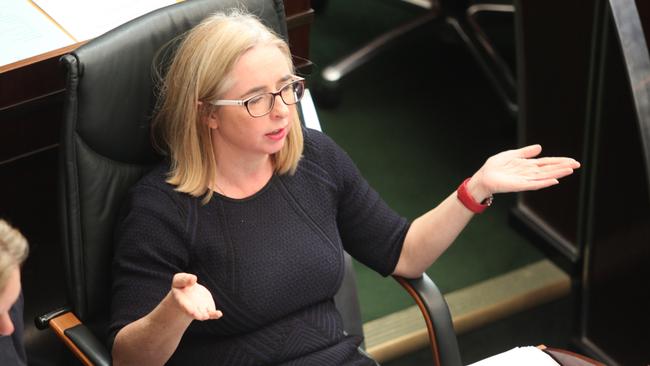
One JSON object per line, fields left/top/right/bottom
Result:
{"left": 109, "top": 128, "right": 410, "bottom": 365}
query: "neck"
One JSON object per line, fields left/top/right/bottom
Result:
{"left": 211, "top": 142, "right": 274, "bottom": 199}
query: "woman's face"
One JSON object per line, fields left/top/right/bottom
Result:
{"left": 0, "top": 266, "right": 21, "bottom": 336}
{"left": 208, "top": 44, "right": 295, "bottom": 161}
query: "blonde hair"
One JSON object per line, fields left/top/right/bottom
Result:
{"left": 153, "top": 11, "right": 304, "bottom": 203}
{"left": 0, "top": 220, "right": 28, "bottom": 292}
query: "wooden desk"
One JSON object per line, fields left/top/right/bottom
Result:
{"left": 0, "top": 1, "right": 312, "bottom": 363}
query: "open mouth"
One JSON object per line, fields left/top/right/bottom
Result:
{"left": 267, "top": 128, "right": 284, "bottom": 136}
{"left": 266, "top": 127, "right": 287, "bottom": 140}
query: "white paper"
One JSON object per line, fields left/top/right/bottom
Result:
{"left": 31, "top": 0, "right": 177, "bottom": 42}
{"left": 467, "top": 346, "right": 560, "bottom": 366}
{"left": 0, "top": 0, "right": 75, "bottom": 67}
{"left": 300, "top": 89, "right": 322, "bottom": 132}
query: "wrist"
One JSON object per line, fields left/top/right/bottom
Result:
{"left": 457, "top": 178, "right": 493, "bottom": 214}
{"left": 466, "top": 175, "right": 492, "bottom": 202}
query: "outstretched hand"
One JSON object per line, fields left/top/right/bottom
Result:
{"left": 471, "top": 144, "right": 580, "bottom": 199}
{"left": 170, "top": 273, "right": 223, "bottom": 321}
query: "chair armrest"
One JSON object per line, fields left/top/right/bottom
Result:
{"left": 393, "top": 274, "right": 463, "bottom": 366}
{"left": 35, "top": 308, "right": 111, "bottom": 366}
{"left": 541, "top": 346, "right": 606, "bottom": 366}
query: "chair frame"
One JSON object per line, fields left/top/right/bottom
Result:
{"left": 34, "top": 1, "right": 463, "bottom": 365}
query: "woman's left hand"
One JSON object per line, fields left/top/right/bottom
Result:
{"left": 469, "top": 144, "right": 580, "bottom": 200}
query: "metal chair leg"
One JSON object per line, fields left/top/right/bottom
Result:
{"left": 316, "top": 1, "right": 518, "bottom": 117}
{"left": 321, "top": 10, "right": 441, "bottom": 84}
{"left": 446, "top": 3, "right": 517, "bottom": 117}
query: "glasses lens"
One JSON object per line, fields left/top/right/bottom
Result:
{"left": 246, "top": 94, "right": 274, "bottom": 117}
{"left": 245, "top": 79, "right": 304, "bottom": 117}
{"left": 280, "top": 80, "right": 304, "bottom": 105}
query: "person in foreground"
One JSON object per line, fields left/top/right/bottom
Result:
{"left": 0, "top": 220, "right": 29, "bottom": 366}
{"left": 110, "top": 11, "right": 580, "bottom": 366}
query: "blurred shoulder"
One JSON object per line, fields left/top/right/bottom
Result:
{"left": 302, "top": 127, "right": 346, "bottom": 162}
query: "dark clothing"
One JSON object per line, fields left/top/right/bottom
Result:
{"left": 110, "top": 128, "right": 409, "bottom": 365}
{"left": 0, "top": 292, "right": 27, "bottom": 366}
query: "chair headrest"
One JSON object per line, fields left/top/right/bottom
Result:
{"left": 64, "top": 0, "right": 287, "bottom": 165}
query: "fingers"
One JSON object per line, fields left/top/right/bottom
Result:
{"left": 509, "top": 146, "right": 581, "bottom": 170}
{"left": 189, "top": 306, "right": 223, "bottom": 321}
{"left": 533, "top": 157, "right": 581, "bottom": 168}
{"left": 524, "top": 164, "right": 577, "bottom": 180}
{"left": 520, "top": 157, "right": 580, "bottom": 182}
{"left": 483, "top": 146, "right": 580, "bottom": 194}
{"left": 209, "top": 309, "right": 223, "bottom": 319}
{"left": 172, "top": 273, "right": 197, "bottom": 289}
{"left": 170, "top": 274, "right": 223, "bottom": 321}
{"left": 189, "top": 299, "right": 223, "bottom": 320}
{"left": 519, "top": 169, "right": 574, "bottom": 184}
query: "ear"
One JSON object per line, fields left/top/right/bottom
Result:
{"left": 200, "top": 102, "right": 220, "bottom": 130}
{"left": 206, "top": 111, "right": 219, "bottom": 130}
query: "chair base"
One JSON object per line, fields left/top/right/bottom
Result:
{"left": 315, "top": 1, "right": 517, "bottom": 117}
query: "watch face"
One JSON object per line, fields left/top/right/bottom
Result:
{"left": 482, "top": 196, "right": 494, "bottom": 206}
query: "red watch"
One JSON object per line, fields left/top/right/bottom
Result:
{"left": 457, "top": 178, "right": 493, "bottom": 214}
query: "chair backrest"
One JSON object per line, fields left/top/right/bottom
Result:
{"left": 59, "top": 0, "right": 365, "bottom": 343}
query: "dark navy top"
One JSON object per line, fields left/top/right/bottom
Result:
{"left": 110, "top": 128, "right": 409, "bottom": 365}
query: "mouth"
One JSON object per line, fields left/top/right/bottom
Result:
{"left": 266, "top": 127, "right": 288, "bottom": 141}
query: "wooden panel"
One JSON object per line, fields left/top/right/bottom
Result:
{"left": 285, "top": 0, "right": 314, "bottom": 72}
{"left": 283, "top": 0, "right": 310, "bottom": 14}
{"left": 512, "top": 0, "right": 597, "bottom": 270}
{"left": 0, "top": 56, "right": 66, "bottom": 108}
{"left": 515, "top": 2, "right": 650, "bottom": 363}
{"left": 578, "top": 1, "right": 650, "bottom": 364}
{"left": 0, "top": 94, "right": 63, "bottom": 163}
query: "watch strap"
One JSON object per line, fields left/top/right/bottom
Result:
{"left": 457, "top": 178, "right": 492, "bottom": 214}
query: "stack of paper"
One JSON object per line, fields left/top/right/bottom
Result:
{"left": 1, "top": 0, "right": 74, "bottom": 67}
{"left": 0, "top": 0, "right": 178, "bottom": 68}
{"left": 468, "top": 346, "right": 560, "bottom": 366}
{"left": 31, "top": 0, "right": 177, "bottom": 42}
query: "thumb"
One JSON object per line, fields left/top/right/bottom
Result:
{"left": 172, "top": 273, "right": 197, "bottom": 289}
{"left": 515, "top": 144, "right": 542, "bottom": 159}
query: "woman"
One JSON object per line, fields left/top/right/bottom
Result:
{"left": 110, "top": 11, "right": 580, "bottom": 365}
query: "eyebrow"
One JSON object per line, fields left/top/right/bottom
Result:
{"left": 239, "top": 74, "right": 293, "bottom": 98}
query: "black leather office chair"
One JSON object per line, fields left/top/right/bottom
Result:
{"left": 34, "top": 1, "right": 462, "bottom": 365}
{"left": 315, "top": 0, "right": 517, "bottom": 117}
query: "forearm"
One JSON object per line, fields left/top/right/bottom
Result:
{"left": 393, "top": 191, "right": 477, "bottom": 278}
{"left": 112, "top": 291, "right": 193, "bottom": 366}
{"left": 392, "top": 145, "right": 579, "bottom": 278}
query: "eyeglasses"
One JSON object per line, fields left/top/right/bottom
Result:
{"left": 209, "top": 77, "right": 305, "bottom": 118}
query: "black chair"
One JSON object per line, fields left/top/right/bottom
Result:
{"left": 34, "top": 1, "right": 462, "bottom": 365}
{"left": 315, "top": 0, "right": 517, "bottom": 117}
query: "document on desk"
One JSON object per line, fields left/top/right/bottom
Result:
{"left": 467, "top": 346, "right": 560, "bottom": 366}
{"left": 30, "top": 0, "right": 177, "bottom": 42}
{"left": 0, "top": 0, "right": 75, "bottom": 67}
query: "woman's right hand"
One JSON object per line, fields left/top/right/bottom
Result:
{"left": 170, "top": 273, "right": 223, "bottom": 321}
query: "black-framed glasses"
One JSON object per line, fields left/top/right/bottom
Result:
{"left": 209, "top": 77, "right": 305, "bottom": 118}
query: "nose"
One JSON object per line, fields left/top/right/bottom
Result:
{"left": 0, "top": 312, "right": 14, "bottom": 336}
{"left": 269, "top": 94, "right": 290, "bottom": 119}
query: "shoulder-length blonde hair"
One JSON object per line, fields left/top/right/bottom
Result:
{"left": 0, "top": 220, "right": 28, "bottom": 292}
{"left": 152, "top": 11, "right": 304, "bottom": 203}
